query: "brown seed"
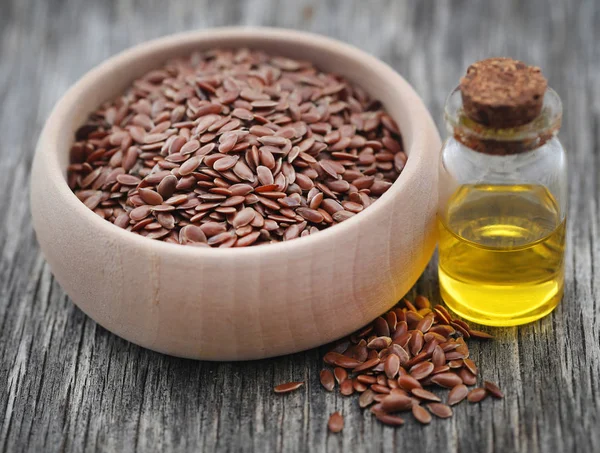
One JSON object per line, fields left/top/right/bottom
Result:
{"left": 384, "top": 311, "right": 397, "bottom": 333}
{"left": 433, "top": 307, "right": 452, "bottom": 325}
{"left": 416, "top": 315, "right": 434, "bottom": 333}
{"left": 425, "top": 332, "right": 448, "bottom": 344}
{"left": 373, "top": 316, "right": 390, "bottom": 337}
{"left": 332, "top": 210, "right": 355, "bottom": 222}
{"left": 375, "top": 413, "right": 405, "bottom": 426}
{"left": 389, "top": 344, "right": 410, "bottom": 365}
{"left": 157, "top": 175, "right": 178, "bottom": 199}
{"left": 422, "top": 339, "right": 438, "bottom": 356}
{"left": 323, "top": 352, "right": 341, "bottom": 365}
{"left": 274, "top": 382, "right": 304, "bottom": 394}
{"left": 370, "top": 403, "right": 385, "bottom": 415}
{"left": 467, "top": 387, "right": 488, "bottom": 403}
{"left": 414, "top": 295, "right": 431, "bottom": 309}
{"left": 427, "top": 403, "right": 453, "bottom": 419}
{"left": 441, "top": 341, "right": 460, "bottom": 353}
{"left": 181, "top": 225, "right": 207, "bottom": 243}
{"left": 430, "top": 373, "right": 463, "bottom": 389}
{"left": 334, "top": 367, "right": 348, "bottom": 384}
{"left": 393, "top": 321, "right": 408, "bottom": 338}
{"left": 354, "top": 342, "right": 369, "bottom": 363}
{"left": 333, "top": 355, "right": 363, "bottom": 369}
{"left": 256, "top": 165, "right": 274, "bottom": 185}
{"left": 398, "top": 375, "right": 422, "bottom": 391}
{"left": 296, "top": 207, "right": 324, "bottom": 224}
{"left": 484, "top": 381, "right": 504, "bottom": 399}
{"left": 430, "top": 325, "right": 455, "bottom": 338}
{"left": 469, "top": 329, "right": 494, "bottom": 340}
{"left": 328, "top": 412, "right": 344, "bottom": 433}
{"left": 447, "top": 360, "right": 463, "bottom": 370}
{"left": 139, "top": 188, "right": 163, "bottom": 205}
{"left": 405, "top": 310, "right": 423, "bottom": 327}
{"left": 432, "top": 365, "right": 450, "bottom": 375}
{"left": 458, "top": 368, "right": 477, "bottom": 386}
{"left": 179, "top": 156, "right": 202, "bottom": 175}
{"left": 340, "top": 379, "right": 354, "bottom": 396}
{"left": 376, "top": 375, "right": 388, "bottom": 387}
{"left": 367, "top": 336, "right": 392, "bottom": 350}
{"left": 371, "top": 384, "right": 391, "bottom": 394}
{"left": 235, "top": 231, "right": 261, "bottom": 247}
{"left": 350, "top": 357, "right": 379, "bottom": 373}
{"left": 359, "top": 389, "right": 376, "bottom": 408}
{"left": 408, "top": 389, "right": 438, "bottom": 404}
{"left": 412, "top": 404, "right": 432, "bottom": 425}
{"left": 83, "top": 193, "right": 103, "bottom": 210}
{"left": 447, "top": 384, "right": 469, "bottom": 406}
{"left": 463, "top": 358, "right": 478, "bottom": 375}
{"left": 384, "top": 354, "right": 400, "bottom": 379}
{"left": 232, "top": 207, "right": 256, "bottom": 228}
{"left": 353, "top": 379, "right": 368, "bottom": 393}
{"left": 213, "top": 155, "right": 239, "bottom": 172}
{"left": 432, "top": 345, "right": 446, "bottom": 367}
{"left": 356, "top": 375, "right": 376, "bottom": 386}
{"left": 130, "top": 205, "right": 152, "bottom": 221}
{"left": 372, "top": 394, "right": 387, "bottom": 404}
{"left": 405, "top": 352, "right": 428, "bottom": 371}
{"left": 451, "top": 321, "right": 471, "bottom": 339}
{"left": 452, "top": 318, "right": 471, "bottom": 331}
{"left": 320, "top": 369, "right": 335, "bottom": 391}
{"left": 207, "top": 231, "right": 235, "bottom": 246}
{"left": 381, "top": 393, "right": 413, "bottom": 412}
{"left": 445, "top": 351, "right": 467, "bottom": 361}
{"left": 409, "top": 361, "right": 435, "bottom": 381}
{"left": 409, "top": 330, "right": 424, "bottom": 356}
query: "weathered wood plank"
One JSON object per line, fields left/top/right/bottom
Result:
{"left": 0, "top": 0, "right": 599, "bottom": 452}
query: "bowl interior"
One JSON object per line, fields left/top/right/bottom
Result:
{"left": 43, "top": 28, "right": 433, "bottom": 256}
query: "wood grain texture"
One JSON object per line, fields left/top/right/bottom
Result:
{"left": 1, "top": 0, "right": 598, "bottom": 451}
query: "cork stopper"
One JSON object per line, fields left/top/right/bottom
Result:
{"left": 460, "top": 58, "right": 547, "bottom": 128}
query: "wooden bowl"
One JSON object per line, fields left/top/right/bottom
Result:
{"left": 30, "top": 27, "right": 441, "bottom": 360}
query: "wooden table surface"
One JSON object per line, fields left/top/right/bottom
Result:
{"left": 1, "top": 0, "right": 599, "bottom": 451}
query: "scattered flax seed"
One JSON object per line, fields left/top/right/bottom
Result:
{"left": 375, "top": 413, "right": 405, "bottom": 426}
{"left": 484, "top": 381, "right": 504, "bottom": 399}
{"left": 328, "top": 412, "right": 344, "bottom": 433}
{"left": 427, "top": 403, "right": 453, "bottom": 419}
{"left": 353, "top": 379, "right": 368, "bottom": 392}
{"left": 469, "top": 329, "right": 494, "bottom": 340}
{"left": 359, "top": 389, "right": 376, "bottom": 408}
{"left": 314, "top": 297, "right": 502, "bottom": 427}
{"left": 340, "top": 379, "right": 354, "bottom": 396}
{"left": 274, "top": 382, "right": 304, "bottom": 394}
{"left": 381, "top": 394, "right": 413, "bottom": 412}
{"left": 411, "top": 388, "right": 441, "bottom": 402}
{"left": 412, "top": 404, "right": 432, "bottom": 424}
{"left": 447, "top": 384, "right": 469, "bottom": 406}
{"left": 334, "top": 367, "right": 348, "bottom": 384}
{"left": 467, "top": 387, "right": 489, "bottom": 403}
{"left": 320, "top": 370, "right": 335, "bottom": 392}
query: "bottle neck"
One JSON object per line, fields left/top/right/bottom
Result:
{"left": 444, "top": 87, "right": 562, "bottom": 155}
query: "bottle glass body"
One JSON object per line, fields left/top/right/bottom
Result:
{"left": 438, "top": 88, "right": 567, "bottom": 326}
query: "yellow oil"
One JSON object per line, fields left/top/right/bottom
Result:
{"left": 438, "top": 184, "right": 566, "bottom": 326}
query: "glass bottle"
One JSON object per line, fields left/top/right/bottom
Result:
{"left": 438, "top": 58, "right": 567, "bottom": 326}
